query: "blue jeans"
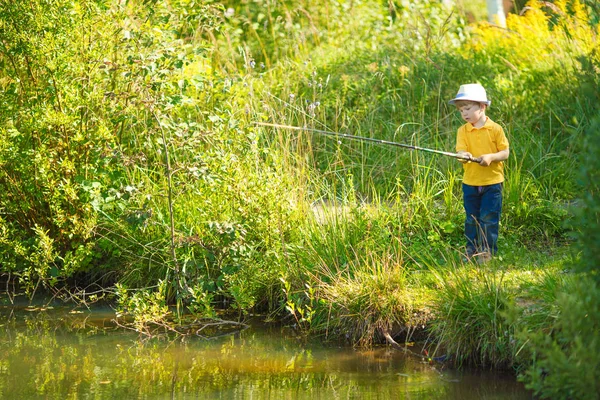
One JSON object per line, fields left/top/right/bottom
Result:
{"left": 463, "top": 183, "right": 503, "bottom": 256}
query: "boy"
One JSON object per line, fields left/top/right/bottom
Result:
{"left": 449, "top": 83, "right": 510, "bottom": 263}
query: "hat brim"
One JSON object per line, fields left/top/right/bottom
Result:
{"left": 449, "top": 97, "right": 491, "bottom": 106}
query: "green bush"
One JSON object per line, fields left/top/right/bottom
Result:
{"left": 521, "top": 278, "right": 600, "bottom": 399}
{"left": 518, "top": 51, "right": 600, "bottom": 397}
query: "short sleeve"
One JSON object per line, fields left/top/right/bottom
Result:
{"left": 495, "top": 125, "right": 509, "bottom": 151}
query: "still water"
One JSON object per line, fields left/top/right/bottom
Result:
{"left": 0, "top": 304, "right": 532, "bottom": 399}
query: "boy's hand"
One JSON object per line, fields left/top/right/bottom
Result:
{"left": 457, "top": 151, "right": 472, "bottom": 163}
{"left": 478, "top": 154, "right": 495, "bottom": 166}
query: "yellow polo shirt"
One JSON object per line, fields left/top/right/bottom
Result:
{"left": 456, "top": 117, "right": 509, "bottom": 186}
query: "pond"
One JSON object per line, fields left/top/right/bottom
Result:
{"left": 0, "top": 302, "right": 532, "bottom": 399}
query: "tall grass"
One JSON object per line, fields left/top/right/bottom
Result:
{"left": 428, "top": 267, "right": 519, "bottom": 368}
{"left": 427, "top": 262, "right": 572, "bottom": 369}
{"left": 308, "top": 249, "right": 427, "bottom": 346}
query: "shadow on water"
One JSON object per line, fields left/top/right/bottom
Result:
{"left": 0, "top": 301, "right": 532, "bottom": 399}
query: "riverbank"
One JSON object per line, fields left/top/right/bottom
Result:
{"left": 280, "top": 201, "right": 575, "bottom": 371}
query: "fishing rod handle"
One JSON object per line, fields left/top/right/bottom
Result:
{"left": 459, "top": 155, "right": 483, "bottom": 163}
{"left": 458, "top": 153, "right": 482, "bottom": 163}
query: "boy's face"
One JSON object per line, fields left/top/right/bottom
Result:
{"left": 455, "top": 101, "right": 486, "bottom": 126}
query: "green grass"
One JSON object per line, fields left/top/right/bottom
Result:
{"left": 284, "top": 196, "right": 574, "bottom": 369}
{"left": 426, "top": 255, "right": 572, "bottom": 369}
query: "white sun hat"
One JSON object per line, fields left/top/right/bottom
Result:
{"left": 448, "top": 83, "right": 491, "bottom": 106}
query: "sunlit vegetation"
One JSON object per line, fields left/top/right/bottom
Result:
{"left": 1, "top": 0, "right": 598, "bottom": 397}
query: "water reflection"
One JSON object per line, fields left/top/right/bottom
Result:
{"left": 0, "top": 304, "right": 531, "bottom": 399}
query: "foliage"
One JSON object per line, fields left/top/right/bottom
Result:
{"left": 0, "top": 0, "right": 128, "bottom": 293}
{"left": 115, "top": 282, "right": 171, "bottom": 332}
{"left": 517, "top": 51, "right": 600, "bottom": 397}
{"left": 280, "top": 275, "right": 316, "bottom": 332}
{"left": 519, "top": 277, "right": 600, "bottom": 399}
{"left": 428, "top": 261, "right": 577, "bottom": 370}
{"left": 571, "top": 100, "right": 600, "bottom": 278}
{"left": 0, "top": 0, "right": 297, "bottom": 313}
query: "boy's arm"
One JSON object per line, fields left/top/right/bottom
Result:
{"left": 478, "top": 149, "right": 509, "bottom": 167}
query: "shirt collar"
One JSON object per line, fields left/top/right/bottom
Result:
{"left": 466, "top": 117, "right": 493, "bottom": 132}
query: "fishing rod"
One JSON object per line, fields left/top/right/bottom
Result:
{"left": 254, "top": 122, "right": 482, "bottom": 163}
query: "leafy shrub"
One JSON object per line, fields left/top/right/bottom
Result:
{"left": 520, "top": 278, "right": 600, "bottom": 399}
{"left": 518, "top": 51, "right": 600, "bottom": 397}
{"left": 0, "top": 1, "right": 118, "bottom": 290}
